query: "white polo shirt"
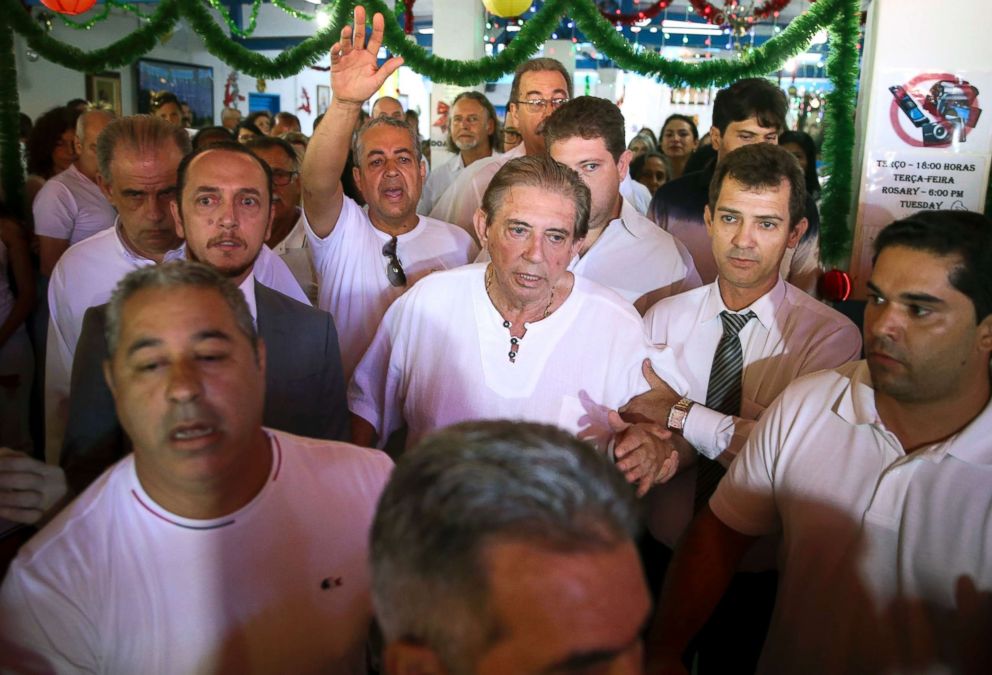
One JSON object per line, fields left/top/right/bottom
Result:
{"left": 711, "top": 361, "right": 992, "bottom": 674}
{"left": 570, "top": 198, "right": 701, "bottom": 307}
{"left": 643, "top": 278, "right": 861, "bottom": 554}
{"left": 619, "top": 174, "right": 652, "bottom": 216}
{"left": 306, "top": 196, "right": 477, "bottom": 382}
{"left": 33, "top": 164, "right": 116, "bottom": 245}
{"left": 270, "top": 208, "right": 317, "bottom": 305}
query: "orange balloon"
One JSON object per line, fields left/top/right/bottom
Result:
{"left": 481, "top": 0, "right": 533, "bottom": 18}
{"left": 40, "top": 0, "right": 98, "bottom": 16}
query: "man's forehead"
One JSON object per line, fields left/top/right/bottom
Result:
{"left": 499, "top": 186, "right": 576, "bottom": 229}
{"left": 360, "top": 125, "right": 415, "bottom": 154}
{"left": 718, "top": 176, "right": 790, "bottom": 205}
{"left": 520, "top": 69, "right": 569, "bottom": 94}
{"left": 119, "top": 286, "right": 236, "bottom": 339}
{"left": 252, "top": 146, "right": 293, "bottom": 170}
{"left": 187, "top": 150, "right": 267, "bottom": 188}
{"left": 551, "top": 134, "right": 611, "bottom": 159}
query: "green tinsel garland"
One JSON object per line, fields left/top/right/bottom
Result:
{"left": 0, "top": 16, "right": 22, "bottom": 214}
{"left": 0, "top": 0, "right": 861, "bottom": 262}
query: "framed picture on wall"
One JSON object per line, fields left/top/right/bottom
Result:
{"left": 317, "top": 85, "right": 330, "bottom": 115}
{"left": 85, "top": 72, "right": 122, "bottom": 114}
{"left": 135, "top": 58, "right": 215, "bottom": 127}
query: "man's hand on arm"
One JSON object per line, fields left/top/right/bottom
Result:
{"left": 0, "top": 449, "right": 70, "bottom": 526}
{"left": 301, "top": 5, "right": 404, "bottom": 237}
{"left": 619, "top": 358, "right": 682, "bottom": 426}
{"left": 644, "top": 507, "right": 758, "bottom": 674}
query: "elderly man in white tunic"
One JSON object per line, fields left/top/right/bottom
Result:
{"left": 349, "top": 135, "right": 689, "bottom": 494}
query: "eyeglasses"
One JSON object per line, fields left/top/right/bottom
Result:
{"left": 382, "top": 236, "right": 407, "bottom": 287}
{"left": 271, "top": 169, "right": 299, "bottom": 186}
{"left": 513, "top": 98, "right": 569, "bottom": 113}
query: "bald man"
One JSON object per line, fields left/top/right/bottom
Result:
{"left": 371, "top": 96, "right": 404, "bottom": 121}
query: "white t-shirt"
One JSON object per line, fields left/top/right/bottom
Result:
{"left": 429, "top": 144, "right": 525, "bottom": 239}
{"left": 711, "top": 361, "right": 992, "bottom": 674}
{"left": 305, "top": 198, "right": 477, "bottom": 381}
{"left": 45, "top": 224, "right": 308, "bottom": 462}
{"left": 32, "top": 164, "right": 116, "bottom": 245}
{"left": 349, "top": 263, "right": 688, "bottom": 451}
{"left": 0, "top": 429, "right": 393, "bottom": 675}
{"left": 417, "top": 152, "right": 466, "bottom": 216}
{"left": 643, "top": 278, "right": 860, "bottom": 565}
{"left": 571, "top": 198, "right": 702, "bottom": 306}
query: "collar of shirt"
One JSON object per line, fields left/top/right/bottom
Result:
{"left": 834, "top": 360, "right": 992, "bottom": 466}
{"left": 270, "top": 207, "right": 307, "bottom": 255}
{"left": 237, "top": 271, "right": 259, "bottom": 326}
{"left": 113, "top": 218, "right": 184, "bottom": 266}
{"left": 700, "top": 275, "right": 786, "bottom": 330}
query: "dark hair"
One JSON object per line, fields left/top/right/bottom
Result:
{"left": 96, "top": 115, "right": 192, "bottom": 185}
{"left": 779, "top": 130, "right": 821, "bottom": 197}
{"left": 149, "top": 91, "right": 181, "bottom": 114}
{"left": 873, "top": 210, "right": 992, "bottom": 322}
{"left": 508, "top": 58, "right": 573, "bottom": 106}
{"left": 684, "top": 143, "right": 717, "bottom": 175}
{"left": 246, "top": 110, "right": 272, "bottom": 126}
{"left": 192, "top": 126, "right": 234, "bottom": 151}
{"left": 244, "top": 135, "right": 300, "bottom": 170}
{"left": 273, "top": 111, "right": 301, "bottom": 131}
{"left": 19, "top": 113, "right": 32, "bottom": 140}
{"left": 712, "top": 78, "right": 787, "bottom": 134}
{"left": 660, "top": 114, "right": 700, "bottom": 141}
{"left": 543, "top": 96, "right": 625, "bottom": 161}
{"left": 176, "top": 141, "right": 273, "bottom": 220}
{"left": 446, "top": 91, "right": 500, "bottom": 154}
{"left": 709, "top": 143, "right": 806, "bottom": 230}
{"left": 66, "top": 98, "right": 89, "bottom": 111}
{"left": 630, "top": 151, "right": 671, "bottom": 182}
{"left": 482, "top": 155, "right": 591, "bottom": 240}
{"left": 235, "top": 121, "right": 264, "bottom": 139}
{"left": 638, "top": 127, "right": 658, "bottom": 146}
{"left": 26, "top": 106, "right": 80, "bottom": 177}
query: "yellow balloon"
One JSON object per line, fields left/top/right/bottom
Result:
{"left": 482, "top": 0, "right": 533, "bottom": 19}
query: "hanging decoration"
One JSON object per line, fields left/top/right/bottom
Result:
{"left": 205, "top": 0, "right": 264, "bottom": 38}
{"left": 482, "top": 0, "right": 533, "bottom": 19}
{"left": 298, "top": 87, "right": 311, "bottom": 114}
{"left": 40, "top": 0, "right": 97, "bottom": 16}
{"left": 689, "top": 1, "right": 810, "bottom": 30}
{"left": 256, "top": 78, "right": 267, "bottom": 92}
{"left": 818, "top": 269, "right": 852, "bottom": 302}
{"left": 598, "top": 1, "right": 673, "bottom": 26}
{"left": 1, "top": 0, "right": 860, "bottom": 263}
{"left": 223, "top": 71, "right": 244, "bottom": 108}
{"left": 400, "top": 0, "right": 416, "bottom": 34}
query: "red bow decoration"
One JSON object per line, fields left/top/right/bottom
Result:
{"left": 433, "top": 101, "right": 450, "bottom": 129}
{"left": 298, "top": 87, "right": 312, "bottom": 114}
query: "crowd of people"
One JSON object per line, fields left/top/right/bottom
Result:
{"left": 0, "top": 5, "right": 990, "bottom": 673}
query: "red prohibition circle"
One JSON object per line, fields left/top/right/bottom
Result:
{"left": 888, "top": 72, "right": 976, "bottom": 148}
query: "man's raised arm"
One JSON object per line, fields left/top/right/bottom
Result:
{"left": 301, "top": 6, "right": 403, "bottom": 237}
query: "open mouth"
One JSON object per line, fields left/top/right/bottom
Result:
{"left": 210, "top": 238, "right": 245, "bottom": 250}
{"left": 170, "top": 423, "right": 216, "bottom": 442}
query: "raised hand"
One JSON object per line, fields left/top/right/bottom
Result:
{"left": 330, "top": 5, "right": 405, "bottom": 106}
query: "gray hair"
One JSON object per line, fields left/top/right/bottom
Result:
{"left": 352, "top": 116, "right": 422, "bottom": 166}
{"left": 481, "top": 154, "right": 591, "bottom": 239}
{"left": 105, "top": 261, "right": 258, "bottom": 360}
{"left": 75, "top": 108, "right": 115, "bottom": 142}
{"left": 508, "top": 57, "right": 574, "bottom": 105}
{"left": 371, "top": 421, "right": 639, "bottom": 672}
{"left": 96, "top": 114, "right": 192, "bottom": 185}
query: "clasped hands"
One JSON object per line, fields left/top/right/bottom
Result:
{"left": 610, "top": 359, "right": 694, "bottom": 497}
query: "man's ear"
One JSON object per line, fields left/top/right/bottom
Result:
{"left": 617, "top": 149, "right": 633, "bottom": 181}
{"left": 97, "top": 173, "right": 113, "bottom": 201}
{"left": 787, "top": 218, "right": 809, "bottom": 249}
{"left": 473, "top": 208, "right": 489, "bottom": 247}
{"left": 170, "top": 200, "right": 185, "bottom": 239}
{"left": 709, "top": 126, "right": 721, "bottom": 152}
{"left": 703, "top": 203, "right": 714, "bottom": 237}
{"left": 383, "top": 641, "right": 448, "bottom": 675}
{"left": 977, "top": 314, "right": 992, "bottom": 353}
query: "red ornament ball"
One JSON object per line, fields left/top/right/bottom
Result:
{"left": 818, "top": 268, "right": 852, "bottom": 302}
{"left": 40, "top": 0, "right": 98, "bottom": 15}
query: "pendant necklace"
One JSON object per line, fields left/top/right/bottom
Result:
{"left": 486, "top": 266, "right": 554, "bottom": 363}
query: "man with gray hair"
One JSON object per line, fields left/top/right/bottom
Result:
{"left": 33, "top": 107, "right": 116, "bottom": 276}
{"left": 1, "top": 262, "right": 392, "bottom": 673}
{"left": 303, "top": 6, "right": 476, "bottom": 380}
{"left": 417, "top": 90, "right": 499, "bottom": 215}
{"left": 372, "top": 421, "right": 649, "bottom": 674}
{"left": 220, "top": 105, "right": 242, "bottom": 131}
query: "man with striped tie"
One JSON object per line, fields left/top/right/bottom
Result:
{"left": 621, "top": 143, "right": 861, "bottom": 674}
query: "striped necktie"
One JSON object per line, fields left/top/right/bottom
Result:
{"left": 694, "top": 310, "right": 756, "bottom": 512}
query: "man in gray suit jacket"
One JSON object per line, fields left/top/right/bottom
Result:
{"left": 59, "top": 142, "right": 349, "bottom": 494}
